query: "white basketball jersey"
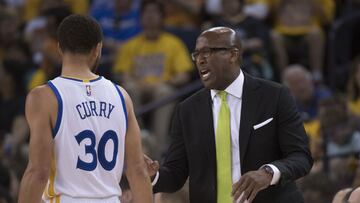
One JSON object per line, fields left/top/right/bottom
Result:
{"left": 43, "top": 76, "right": 127, "bottom": 203}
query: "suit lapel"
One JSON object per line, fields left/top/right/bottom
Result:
{"left": 195, "top": 89, "right": 217, "bottom": 179}
{"left": 239, "top": 73, "right": 260, "bottom": 167}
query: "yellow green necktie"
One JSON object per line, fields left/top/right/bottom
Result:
{"left": 216, "top": 91, "right": 232, "bottom": 203}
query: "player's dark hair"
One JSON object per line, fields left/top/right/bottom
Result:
{"left": 57, "top": 14, "right": 102, "bottom": 54}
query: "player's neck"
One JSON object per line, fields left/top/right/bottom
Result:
{"left": 61, "top": 66, "right": 97, "bottom": 80}
{"left": 61, "top": 54, "right": 98, "bottom": 79}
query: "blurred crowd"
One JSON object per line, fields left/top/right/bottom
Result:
{"left": 0, "top": 0, "right": 359, "bottom": 202}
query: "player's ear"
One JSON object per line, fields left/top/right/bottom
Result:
{"left": 98, "top": 42, "right": 103, "bottom": 50}
{"left": 94, "top": 42, "right": 102, "bottom": 57}
{"left": 57, "top": 42, "right": 63, "bottom": 56}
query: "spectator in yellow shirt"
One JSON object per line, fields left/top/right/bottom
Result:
{"left": 113, "top": 0, "right": 193, "bottom": 149}
{"left": 270, "top": 0, "right": 334, "bottom": 82}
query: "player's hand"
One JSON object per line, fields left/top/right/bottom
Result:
{"left": 232, "top": 169, "right": 272, "bottom": 203}
{"left": 143, "top": 154, "right": 159, "bottom": 178}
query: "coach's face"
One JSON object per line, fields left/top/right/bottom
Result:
{"left": 193, "top": 30, "right": 240, "bottom": 90}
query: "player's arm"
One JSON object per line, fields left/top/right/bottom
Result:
{"left": 18, "top": 86, "right": 55, "bottom": 203}
{"left": 120, "top": 87, "right": 153, "bottom": 203}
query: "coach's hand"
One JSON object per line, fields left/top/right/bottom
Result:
{"left": 232, "top": 169, "right": 272, "bottom": 203}
{"left": 144, "top": 154, "right": 160, "bottom": 178}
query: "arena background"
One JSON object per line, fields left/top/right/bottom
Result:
{"left": 0, "top": 0, "right": 359, "bottom": 202}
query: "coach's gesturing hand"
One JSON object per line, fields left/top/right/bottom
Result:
{"left": 232, "top": 168, "right": 272, "bottom": 203}
{"left": 144, "top": 154, "right": 160, "bottom": 178}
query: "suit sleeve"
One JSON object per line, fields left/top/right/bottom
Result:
{"left": 153, "top": 105, "right": 189, "bottom": 193}
{"left": 271, "top": 86, "right": 313, "bottom": 186}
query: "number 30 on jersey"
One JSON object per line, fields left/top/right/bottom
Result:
{"left": 75, "top": 130, "right": 119, "bottom": 171}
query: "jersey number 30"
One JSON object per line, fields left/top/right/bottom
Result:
{"left": 75, "top": 130, "right": 118, "bottom": 171}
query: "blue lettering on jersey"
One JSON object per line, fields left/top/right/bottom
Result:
{"left": 76, "top": 104, "right": 86, "bottom": 119}
{"left": 100, "top": 102, "right": 106, "bottom": 117}
{"left": 76, "top": 101, "right": 115, "bottom": 119}
{"left": 89, "top": 101, "right": 98, "bottom": 116}
{"left": 107, "top": 103, "right": 115, "bottom": 119}
{"left": 82, "top": 102, "right": 92, "bottom": 117}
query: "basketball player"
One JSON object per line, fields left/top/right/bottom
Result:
{"left": 18, "top": 15, "right": 153, "bottom": 203}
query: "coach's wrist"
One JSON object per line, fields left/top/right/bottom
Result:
{"left": 151, "top": 171, "right": 159, "bottom": 186}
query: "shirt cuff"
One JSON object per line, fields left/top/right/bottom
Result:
{"left": 151, "top": 171, "right": 159, "bottom": 186}
{"left": 265, "top": 164, "right": 281, "bottom": 185}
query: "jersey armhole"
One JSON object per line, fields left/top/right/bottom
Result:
{"left": 113, "top": 83, "right": 128, "bottom": 132}
{"left": 47, "top": 81, "right": 63, "bottom": 138}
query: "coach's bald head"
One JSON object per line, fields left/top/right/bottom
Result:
{"left": 199, "top": 27, "right": 242, "bottom": 51}
{"left": 193, "top": 27, "right": 242, "bottom": 90}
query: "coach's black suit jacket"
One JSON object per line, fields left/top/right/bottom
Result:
{"left": 153, "top": 73, "right": 313, "bottom": 203}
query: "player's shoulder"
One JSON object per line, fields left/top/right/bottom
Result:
{"left": 28, "top": 84, "right": 53, "bottom": 99}
{"left": 114, "top": 84, "right": 129, "bottom": 99}
{"left": 113, "top": 84, "right": 132, "bottom": 108}
{"left": 26, "top": 84, "right": 57, "bottom": 108}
